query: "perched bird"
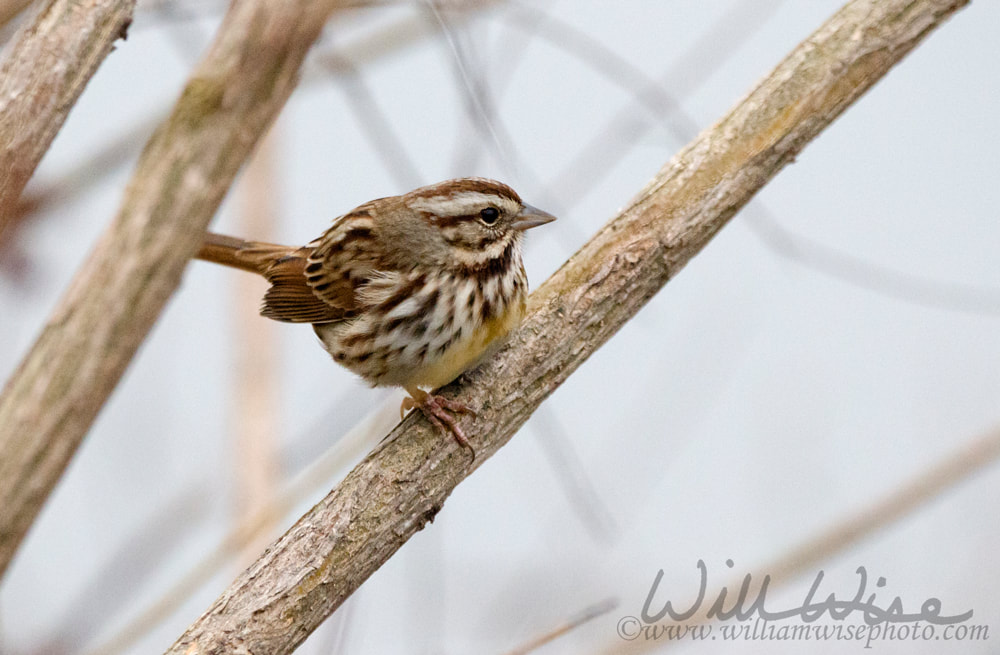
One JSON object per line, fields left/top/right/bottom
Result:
{"left": 197, "top": 177, "right": 555, "bottom": 457}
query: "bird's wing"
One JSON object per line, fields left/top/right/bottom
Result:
{"left": 259, "top": 249, "right": 347, "bottom": 323}
{"left": 300, "top": 203, "right": 393, "bottom": 315}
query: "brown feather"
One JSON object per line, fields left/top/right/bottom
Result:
{"left": 259, "top": 254, "right": 345, "bottom": 323}
{"left": 196, "top": 232, "right": 343, "bottom": 324}
{"left": 198, "top": 232, "right": 290, "bottom": 275}
{"left": 304, "top": 209, "right": 384, "bottom": 312}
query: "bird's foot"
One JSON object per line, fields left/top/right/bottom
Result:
{"left": 402, "top": 388, "right": 477, "bottom": 460}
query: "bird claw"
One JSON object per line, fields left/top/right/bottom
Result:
{"left": 401, "top": 390, "right": 477, "bottom": 460}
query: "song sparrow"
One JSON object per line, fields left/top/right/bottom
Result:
{"left": 197, "top": 178, "right": 555, "bottom": 458}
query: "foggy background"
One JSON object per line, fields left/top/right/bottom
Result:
{"left": 1, "top": 1, "right": 998, "bottom": 653}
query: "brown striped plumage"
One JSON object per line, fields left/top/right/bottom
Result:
{"left": 196, "top": 178, "right": 555, "bottom": 457}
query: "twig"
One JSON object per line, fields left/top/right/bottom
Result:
{"left": 163, "top": 1, "right": 969, "bottom": 652}
{"left": 508, "top": 1, "right": 1000, "bottom": 316}
{"left": 326, "top": 0, "right": 504, "bottom": 71}
{"left": 317, "top": 50, "right": 424, "bottom": 190}
{"left": 502, "top": 598, "right": 618, "bottom": 655}
{"left": 423, "top": 1, "right": 517, "bottom": 177}
{"left": 0, "top": 0, "right": 345, "bottom": 580}
{"left": 743, "top": 206, "right": 1000, "bottom": 314}
{"left": 531, "top": 406, "right": 617, "bottom": 543}
{"left": 505, "top": 0, "right": 1000, "bottom": 316}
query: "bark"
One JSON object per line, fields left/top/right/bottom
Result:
{"left": 0, "top": 0, "right": 344, "bottom": 579}
{"left": 164, "top": 0, "right": 970, "bottom": 653}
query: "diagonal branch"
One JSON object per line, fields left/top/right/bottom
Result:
{"left": 0, "top": 0, "right": 135, "bottom": 241}
{"left": 164, "top": 0, "right": 969, "bottom": 652}
{"left": 0, "top": 0, "right": 346, "bottom": 579}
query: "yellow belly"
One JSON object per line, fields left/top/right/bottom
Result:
{"left": 408, "top": 301, "right": 525, "bottom": 390}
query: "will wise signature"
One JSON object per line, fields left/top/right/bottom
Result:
{"left": 643, "top": 560, "right": 973, "bottom": 626}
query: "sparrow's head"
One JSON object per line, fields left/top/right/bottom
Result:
{"left": 396, "top": 178, "right": 556, "bottom": 268}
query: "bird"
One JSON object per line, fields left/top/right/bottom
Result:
{"left": 196, "top": 177, "right": 555, "bottom": 458}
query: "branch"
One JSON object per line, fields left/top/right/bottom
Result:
{"left": 232, "top": 128, "right": 282, "bottom": 563}
{"left": 165, "top": 0, "right": 969, "bottom": 652}
{"left": 0, "top": 0, "right": 345, "bottom": 579}
{"left": 0, "top": 0, "right": 35, "bottom": 30}
{"left": 0, "top": 0, "right": 135, "bottom": 238}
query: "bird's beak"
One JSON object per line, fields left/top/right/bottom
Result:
{"left": 511, "top": 203, "right": 557, "bottom": 231}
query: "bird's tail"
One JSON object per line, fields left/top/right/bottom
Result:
{"left": 196, "top": 232, "right": 295, "bottom": 276}
{"left": 196, "top": 232, "right": 338, "bottom": 323}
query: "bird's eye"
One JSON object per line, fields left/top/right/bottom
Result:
{"left": 479, "top": 207, "right": 500, "bottom": 225}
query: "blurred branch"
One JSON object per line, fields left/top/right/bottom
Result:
{"left": 0, "top": 0, "right": 345, "bottom": 580}
{"left": 36, "top": 485, "right": 212, "bottom": 654}
{"left": 164, "top": 0, "right": 968, "bottom": 652}
{"left": 0, "top": 0, "right": 134, "bottom": 244}
{"left": 88, "top": 398, "right": 399, "bottom": 655}
{"left": 2, "top": 115, "right": 158, "bottom": 247}
{"left": 506, "top": 0, "right": 783, "bottom": 206}
{"left": 232, "top": 128, "right": 282, "bottom": 564}
{"left": 763, "top": 426, "right": 1000, "bottom": 585}
{"left": 509, "top": 1, "right": 1000, "bottom": 315}
{"left": 503, "top": 598, "right": 618, "bottom": 655}
{"left": 0, "top": 0, "right": 34, "bottom": 30}
{"left": 317, "top": 51, "right": 423, "bottom": 189}
{"left": 610, "top": 424, "right": 1000, "bottom": 654}
{"left": 743, "top": 206, "right": 1000, "bottom": 314}
{"left": 531, "top": 407, "right": 616, "bottom": 543}
{"left": 325, "top": 0, "right": 503, "bottom": 70}
{"left": 423, "top": 1, "right": 517, "bottom": 176}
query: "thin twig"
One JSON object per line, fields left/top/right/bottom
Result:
{"left": 32, "top": 485, "right": 212, "bottom": 654}
{"left": 164, "top": 1, "right": 970, "bottom": 652}
{"left": 502, "top": 598, "right": 618, "bottom": 655}
{"left": 762, "top": 426, "right": 1000, "bottom": 587}
{"left": 423, "top": 0, "right": 518, "bottom": 177}
{"left": 608, "top": 425, "right": 1000, "bottom": 653}
{"left": 531, "top": 406, "right": 617, "bottom": 543}
{"left": 743, "top": 206, "right": 1000, "bottom": 314}
{"left": 449, "top": 0, "right": 555, "bottom": 175}
{"left": 317, "top": 50, "right": 424, "bottom": 190}
{"left": 500, "top": 1, "right": 759, "bottom": 205}
{"left": 330, "top": 0, "right": 505, "bottom": 71}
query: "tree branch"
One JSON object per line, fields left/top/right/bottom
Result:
{"left": 164, "top": 0, "right": 969, "bottom": 652}
{"left": 0, "top": 0, "right": 36, "bottom": 31}
{"left": 0, "top": 0, "right": 345, "bottom": 579}
{"left": 0, "top": 0, "right": 135, "bottom": 240}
